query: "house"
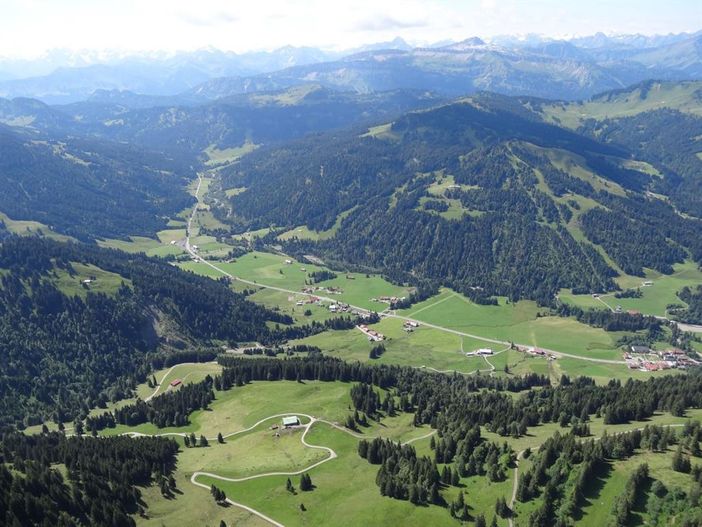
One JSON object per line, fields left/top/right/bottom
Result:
{"left": 284, "top": 259, "right": 292, "bottom": 264}
{"left": 476, "top": 348, "right": 493, "bottom": 356}
{"left": 282, "top": 416, "right": 300, "bottom": 428}
{"left": 170, "top": 379, "right": 182, "bottom": 387}
{"left": 630, "top": 345, "right": 650, "bottom": 354}
{"left": 643, "top": 281, "right": 654, "bottom": 286}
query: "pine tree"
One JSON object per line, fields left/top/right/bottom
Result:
{"left": 200, "top": 435, "right": 209, "bottom": 447}
{"left": 475, "top": 513, "right": 486, "bottom": 527}
{"left": 300, "top": 473, "right": 313, "bottom": 491}
{"left": 217, "top": 432, "right": 224, "bottom": 444}
{"left": 286, "top": 478, "right": 295, "bottom": 493}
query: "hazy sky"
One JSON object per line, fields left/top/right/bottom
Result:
{"left": 1, "top": 0, "right": 701, "bottom": 58}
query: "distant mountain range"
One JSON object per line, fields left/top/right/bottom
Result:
{"left": 1, "top": 31, "right": 702, "bottom": 103}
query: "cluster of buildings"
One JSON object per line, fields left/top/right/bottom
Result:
{"left": 329, "top": 302, "right": 352, "bottom": 313}
{"left": 295, "top": 295, "right": 321, "bottom": 306}
{"left": 357, "top": 324, "right": 385, "bottom": 342}
{"left": 403, "top": 320, "right": 419, "bottom": 332}
{"left": 373, "top": 295, "right": 406, "bottom": 305}
{"left": 625, "top": 346, "right": 698, "bottom": 371}
{"left": 301, "top": 285, "right": 343, "bottom": 295}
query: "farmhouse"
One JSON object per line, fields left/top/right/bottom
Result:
{"left": 282, "top": 416, "right": 300, "bottom": 428}
{"left": 402, "top": 320, "right": 419, "bottom": 332}
{"left": 357, "top": 324, "right": 385, "bottom": 342}
{"left": 629, "top": 345, "right": 650, "bottom": 354}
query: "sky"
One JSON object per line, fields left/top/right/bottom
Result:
{"left": 0, "top": 0, "right": 701, "bottom": 59}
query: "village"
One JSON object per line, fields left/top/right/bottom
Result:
{"left": 624, "top": 345, "right": 699, "bottom": 371}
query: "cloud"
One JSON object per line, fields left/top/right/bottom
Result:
{"left": 354, "top": 15, "right": 429, "bottom": 32}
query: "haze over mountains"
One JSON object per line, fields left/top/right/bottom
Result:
{"left": 2, "top": 31, "right": 702, "bottom": 103}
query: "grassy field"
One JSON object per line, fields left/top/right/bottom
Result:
{"left": 397, "top": 288, "right": 628, "bottom": 362}
{"left": 560, "top": 260, "right": 702, "bottom": 317}
{"left": 136, "top": 362, "right": 224, "bottom": 401}
{"left": 277, "top": 207, "right": 358, "bottom": 242}
{"left": 204, "top": 141, "right": 259, "bottom": 167}
{"left": 195, "top": 422, "right": 451, "bottom": 527}
{"left": 178, "top": 251, "right": 411, "bottom": 311}
{"left": 52, "top": 262, "right": 130, "bottom": 297}
{"left": 292, "top": 317, "right": 500, "bottom": 373}
{"left": 102, "top": 380, "right": 358, "bottom": 438}
{"left": 0, "top": 211, "right": 74, "bottom": 241}
{"left": 98, "top": 234, "right": 186, "bottom": 258}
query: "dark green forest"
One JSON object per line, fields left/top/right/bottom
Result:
{"left": 0, "top": 236, "right": 286, "bottom": 428}
{"left": 214, "top": 98, "right": 702, "bottom": 303}
{"left": 0, "top": 125, "right": 193, "bottom": 241}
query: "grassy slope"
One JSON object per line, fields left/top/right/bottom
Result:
{"left": 0, "top": 211, "right": 74, "bottom": 242}
{"left": 52, "top": 262, "right": 130, "bottom": 298}
{"left": 538, "top": 81, "right": 702, "bottom": 129}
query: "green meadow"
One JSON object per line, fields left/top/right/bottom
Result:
{"left": 178, "top": 251, "right": 411, "bottom": 311}
{"left": 397, "top": 288, "right": 628, "bottom": 362}
{"left": 560, "top": 260, "right": 702, "bottom": 317}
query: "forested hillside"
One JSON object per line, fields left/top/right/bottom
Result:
{"left": 0, "top": 236, "right": 285, "bottom": 428}
{"left": 0, "top": 125, "right": 193, "bottom": 240}
{"left": 215, "top": 96, "right": 702, "bottom": 303}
